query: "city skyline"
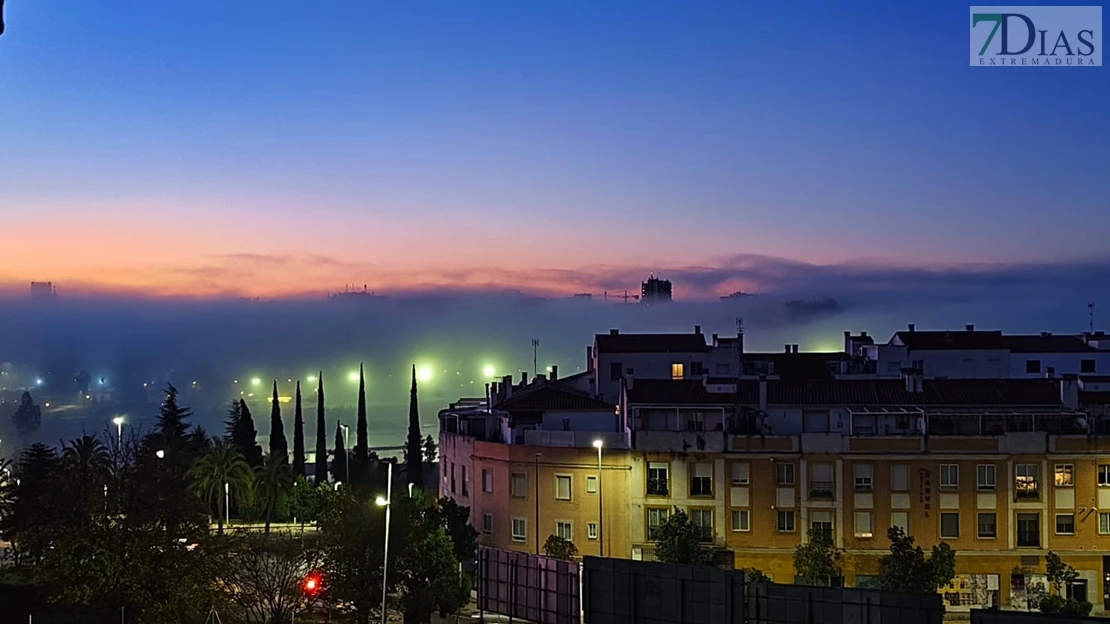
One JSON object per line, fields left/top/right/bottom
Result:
{"left": 1, "top": 0, "right": 1107, "bottom": 298}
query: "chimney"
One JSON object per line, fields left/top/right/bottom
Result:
{"left": 625, "top": 372, "right": 634, "bottom": 391}
{"left": 550, "top": 365, "right": 558, "bottom": 381}
{"left": 521, "top": 372, "right": 528, "bottom": 385}
{"left": 609, "top": 329, "right": 619, "bottom": 336}
{"left": 1045, "top": 366, "right": 1056, "bottom": 379}
{"left": 792, "top": 344, "right": 799, "bottom": 354}
{"left": 586, "top": 346, "right": 594, "bottom": 370}
{"left": 844, "top": 331, "right": 851, "bottom": 339}
{"left": 694, "top": 325, "right": 702, "bottom": 335}
{"left": 861, "top": 331, "right": 867, "bottom": 337}
{"left": 502, "top": 375, "right": 513, "bottom": 399}
{"left": 965, "top": 324, "right": 975, "bottom": 332}
{"left": 758, "top": 374, "right": 767, "bottom": 413}
{"left": 485, "top": 382, "right": 491, "bottom": 410}
{"left": 784, "top": 344, "right": 791, "bottom": 353}
{"left": 712, "top": 333, "right": 719, "bottom": 345}
{"left": 908, "top": 323, "right": 915, "bottom": 332}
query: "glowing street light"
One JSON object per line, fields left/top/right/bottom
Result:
{"left": 250, "top": 377, "right": 262, "bottom": 386}
{"left": 112, "top": 416, "right": 124, "bottom": 447}
{"left": 416, "top": 366, "right": 433, "bottom": 382}
{"left": 347, "top": 371, "right": 360, "bottom": 382}
{"left": 307, "top": 375, "right": 317, "bottom": 383}
{"left": 593, "top": 439, "right": 604, "bottom": 557}
{"left": 156, "top": 450, "right": 165, "bottom": 459}
{"left": 375, "top": 462, "right": 394, "bottom": 624}
{"left": 482, "top": 365, "right": 496, "bottom": 378}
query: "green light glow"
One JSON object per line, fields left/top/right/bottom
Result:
{"left": 482, "top": 365, "right": 496, "bottom": 378}
{"left": 348, "top": 371, "right": 360, "bottom": 382}
{"left": 250, "top": 377, "right": 261, "bottom": 386}
{"left": 416, "top": 366, "right": 433, "bottom": 382}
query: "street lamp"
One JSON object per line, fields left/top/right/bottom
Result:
{"left": 593, "top": 439, "right": 604, "bottom": 557}
{"left": 375, "top": 462, "right": 394, "bottom": 624}
{"left": 224, "top": 482, "right": 230, "bottom": 528}
{"left": 156, "top": 450, "right": 165, "bottom": 459}
{"left": 112, "top": 416, "right": 124, "bottom": 448}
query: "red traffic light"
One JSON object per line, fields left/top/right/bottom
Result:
{"left": 303, "top": 573, "right": 322, "bottom": 595}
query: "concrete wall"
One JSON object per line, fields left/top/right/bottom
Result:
{"left": 971, "top": 609, "right": 1103, "bottom": 624}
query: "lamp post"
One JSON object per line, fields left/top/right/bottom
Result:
{"left": 112, "top": 416, "right": 124, "bottom": 449}
{"left": 534, "top": 452, "right": 542, "bottom": 554}
{"left": 375, "top": 462, "right": 393, "bottom": 624}
{"left": 593, "top": 440, "right": 604, "bottom": 557}
{"left": 224, "top": 482, "right": 230, "bottom": 528}
{"left": 340, "top": 423, "right": 350, "bottom": 482}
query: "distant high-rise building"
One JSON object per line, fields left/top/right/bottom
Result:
{"left": 640, "top": 274, "right": 672, "bottom": 303}
{"left": 30, "top": 281, "right": 56, "bottom": 300}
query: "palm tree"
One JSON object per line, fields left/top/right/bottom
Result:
{"left": 188, "top": 439, "right": 253, "bottom": 534}
{"left": 62, "top": 435, "right": 112, "bottom": 481}
{"left": 254, "top": 453, "right": 293, "bottom": 536}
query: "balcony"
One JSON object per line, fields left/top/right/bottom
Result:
{"left": 634, "top": 430, "right": 726, "bottom": 453}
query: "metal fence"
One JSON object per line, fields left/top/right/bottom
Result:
{"left": 582, "top": 557, "right": 944, "bottom": 624}
{"left": 476, "top": 546, "right": 581, "bottom": 624}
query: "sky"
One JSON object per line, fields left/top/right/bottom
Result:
{"left": 0, "top": 0, "right": 1107, "bottom": 299}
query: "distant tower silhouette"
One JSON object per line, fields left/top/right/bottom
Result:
{"left": 641, "top": 273, "right": 672, "bottom": 303}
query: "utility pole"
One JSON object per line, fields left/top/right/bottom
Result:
{"left": 1090, "top": 302, "right": 1096, "bottom": 334}
{"left": 531, "top": 339, "right": 540, "bottom": 376}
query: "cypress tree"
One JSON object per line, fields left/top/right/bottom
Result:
{"left": 331, "top": 421, "right": 348, "bottom": 484}
{"left": 269, "top": 380, "right": 289, "bottom": 464}
{"left": 405, "top": 365, "right": 425, "bottom": 489}
{"left": 226, "top": 398, "right": 263, "bottom": 467}
{"left": 292, "top": 380, "right": 306, "bottom": 477}
{"left": 353, "top": 363, "right": 369, "bottom": 482}
{"left": 314, "top": 372, "right": 327, "bottom": 485}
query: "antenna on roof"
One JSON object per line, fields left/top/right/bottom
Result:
{"left": 531, "top": 339, "right": 540, "bottom": 376}
{"left": 1090, "top": 302, "right": 1096, "bottom": 334}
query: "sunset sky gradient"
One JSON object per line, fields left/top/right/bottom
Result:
{"left": 1, "top": 0, "right": 1107, "bottom": 299}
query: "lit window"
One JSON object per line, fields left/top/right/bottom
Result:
{"left": 1055, "top": 464, "right": 1074, "bottom": 487}
{"left": 671, "top": 363, "right": 684, "bottom": 380}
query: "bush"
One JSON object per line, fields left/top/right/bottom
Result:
{"left": 1039, "top": 593, "right": 1093, "bottom": 617}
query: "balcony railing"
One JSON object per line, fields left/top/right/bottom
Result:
{"left": 809, "top": 481, "right": 834, "bottom": 499}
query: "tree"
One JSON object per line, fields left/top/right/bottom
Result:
{"left": 741, "top": 568, "right": 772, "bottom": 584}
{"left": 255, "top": 453, "right": 294, "bottom": 535}
{"left": 878, "top": 527, "right": 955, "bottom": 594}
{"left": 189, "top": 438, "right": 254, "bottom": 534}
{"left": 353, "top": 363, "right": 369, "bottom": 482}
{"left": 543, "top": 535, "right": 578, "bottom": 560}
{"left": 292, "top": 381, "right": 306, "bottom": 477}
{"left": 396, "top": 526, "right": 471, "bottom": 624}
{"left": 432, "top": 497, "right": 477, "bottom": 562}
{"left": 269, "top": 380, "right": 289, "bottom": 464}
{"left": 794, "top": 527, "right": 842, "bottom": 586}
{"left": 317, "top": 489, "right": 390, "bottom": 624}
{"left": 331, "top": 421, "right": 348, "bottom": 484}
{"left": 1040, "top": 551, "right": 1092, "bottom": 616}
{"left": 11, "top": 391, "right": 42, "bottom": 442}
{"left": 654, "top": 509, "right": 714, "bottom": 566}
{"left": 314, "top": 373, "right": 328, "bottom": 485}
{"left": 423, "top": 435, "right": 437, "bottom": 464}
{"left": 217, "top": 534, "right": 322, "bottom": 624}
{"left": 226, "top": 399, "right": 264, "bottom": 468}
{"left": 156, "top": 383, "right": 192, "bottom": 451}
{"left": 405, "top": 365, "right": 425, "bottom": 490}
{"left": 288, "top": 475, "right": 328, "bottom": 527}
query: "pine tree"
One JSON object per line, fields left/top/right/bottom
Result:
{"left": 353, "top": 363, "right": 369, "bottom": 482}
{"left": 314, "top": 372, "right": 328, "bottom": 485}
{"left": 331, "top": 421, "right": 348, "bottom": 484}
{"left": 269, "top": 380, "right": 289, "bottom": 464}
{"left": 157, "top": 383, "right": 191, "bottom": 444}
{"left": 292, "top": 381, "right": 306, "bottom": 477}
{"left": 225, "top": 399, "right": 263, "bottom": 468}
{"left": 406, "top": 365, "right": 425, "bottom": 490}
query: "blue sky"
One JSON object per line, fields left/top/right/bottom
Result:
{"left": 0, "top": 0, "right": 1106, "bottom": 298}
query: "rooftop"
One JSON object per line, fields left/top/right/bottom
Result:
{"left": 496, "top": 383, "right": 615, "bottom": 412}
{"left": 1004, "top": 334, "right": 1096, "bottom": 354}
{"left": 594, "top": 329, "right": 709, "bottom": 354}
{"left": 893, "top": 328, "right": 1008, "bottom": 351}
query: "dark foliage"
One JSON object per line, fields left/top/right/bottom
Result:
{"left": 225, "top": 399, "right": 263, "bottom": 468}
{"left": 269, "top": 380, "right": 289, "bottom": 464}
{"left": 405, "top": 366, "right": 425, "bottom": 490}
{"left": 292, "top": 381, "right": 306, "bottom": 477}
{"left": 314, "top": 373, "right": 328, "bottom": 485}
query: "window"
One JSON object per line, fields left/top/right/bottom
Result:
{"left": 940, "top": 513, "right": 960, "bottom": 539}
{"left": 671, "top": 363, "right": 684, "bottom": 380}
{"left": 1099, "top": 465, "right": 1110, "bottom": 486}
{"left": 461, "top": 466, "right": 468, "bottom": 496}
{"left": 609, "top": 362, "right": 622, "bottom": 381}
{"left": 691, "top": 509, "right": 713, "bottom": 542}
{"left": 1017, "top": 513, "right": 1040, "bottom": 547}
{"left": 715, "top": 363, "right": 729, "bottom": 375}
{"left": 891, "top": 465, "right": 909, "bottom": 491}
{"left": 691, "top": 361, "right": 705, "bottom": 376}
{"left": 1016, "top": 464, "right": 1039, "bottom": 498}
{"left": 977, "top": 464, "right": 996, "bottom": 490}
{"left": 482, "top": 469, "right": 493, "bottom": 493}
{"left": 777, "top": 510, "right": 796, "bottom": 532}
{"left": 1082, "top": 359, "right": 1096, "bottom": 373}
{"left": 1025, "top": 359, "right": 1041, "bottom": 374}
{"left": 690, "top": 462, "right": 713, "bottom": 497}
{"left": 811, "top": 511, "right": 833, "bottom": 541}
{"left": 587, "top": 522, "right": 598, "bottom": 539}
{"left": 977, "top": 513, "right": 996, "bottom": 538}
{"left": 482, "top": 513, "right": 493, "bottom": 535}
{"left": 731, "top": 462, "right": 750, "bottom": 485}
{"left": 511, "top": 518, "right": 526, "bottom": 542}
{"left": 1056, "top": 514, "right": 1076, "bottom": 535}
{"left": 731, "top": 509, "right": 750, "bottom": 532}
{"left": 776, "top": 462, "right": 796, "bottom": 486}
{"left": 561, "top": 418, "right": 570, "bottom": 431}
{"left": 810, "top": 463, "right": 834, "bottom": 498}
{"left": 940, "top": 464, "right": 959, "bottom": 489}
{"left": 647, "top": 462, "right": 669, "bottom": 496}
{"left": 647, "top": 508, "right": 669, "bottom": 540}
{"left": 852, "top": 413, "right": 877, "bottom": 435}
{"left": 685, "top": 411, "right": 705, "bottom": 432}
{"left": 890, "top": 512, "right": 909, "bottom": 536}
{"left": 1100, "top": 513, "right": 1110, "bottom": 535}
{"left": 854, "top": 512, "right": 873, "bottom": 538}
{"left": 556, "top": 521, "right": 573, "bottom": 541}
{"left": 555, "top": 475, "right": 572, "bottom": 501}
{"left": 802, "top": 410, "right": 830, "bottom": 433}
{"left": 1055, "top": 464, "right": 1074, "bottom": 487}
{"left": 854, "top": 464, "right": 873, "bottom": 491}
{"left": 586, "top": 475, "right": 598, "bottom": 494}
{"left": 510, "top": 473, "right": 527, "bottom": 498}
{"left": 450, "top": 463, "right": 456, "bottom": 493}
